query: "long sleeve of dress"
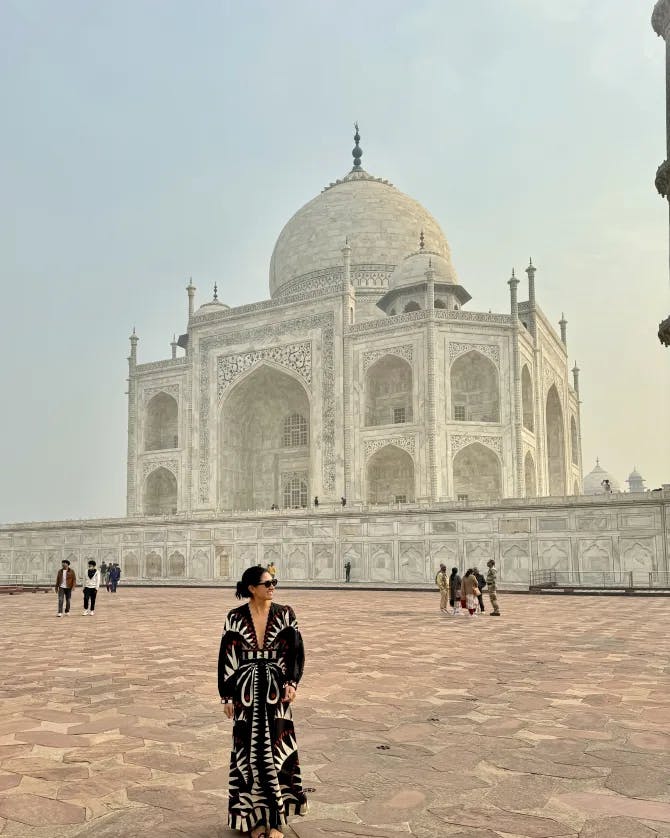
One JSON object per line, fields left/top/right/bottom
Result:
{"left": 281, "top": 606, "right": 305, "bottom": 688}
{"left": 218, "top": 615, "right": 241, "bottom": 703}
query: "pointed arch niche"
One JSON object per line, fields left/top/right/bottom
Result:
{"left": 365, "top": 355, "right": 413, "bottom": 427}
{"left": 522, "top": 365, "right": 534, "bottom": 431}
{"left": 145, "top": 392, "right": 178, "bottom": 451}
{"left": 546, "top": 385, "right": 566, "bottom": 496}
{"left": 219, "top": 364, "right": 311, "bottom": 510}
{"left": 450, "top": 350, "right": 500, "bottom": 422}
{"left": 366, "top": 445, "right": 415, "bottom": 504}
{"left": 524, "top": 451, "right": 537, "bottom": 497}
{"left": 144, "top": 467, "right": 177, "bottom": 515}
{"left": 452, "top": 442, "right": 502, "bottom": 501}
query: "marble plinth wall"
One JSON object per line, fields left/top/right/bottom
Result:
{"left": 1, "top": 494, "right": 668, "bottom": 589}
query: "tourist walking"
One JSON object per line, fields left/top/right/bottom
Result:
{"left": 344, "top": 561, "right": 351, "bottom": 583}
{"left": 267, "top": 561, "right": 277, "bottom": 579}
{"left": 109, "top": 563, "right": 121, "bottom": 593}
{"left": 435, "top": 564, "right": 449, "bottom": 613}
{"left": 55, "top": 559, "right": 76, "bottom": 617}
{"left": 100, "top": 560, "right": 108, "bottom": 581}
{"left": 462, "top": 569, "right": 479, "bottom": 617}
{"left": 82, "top": 560, "right": 100, "bottom": 615}
{"left": 449, "top": 567, "right": 462, "bottom": 615}
{"left": 486, "top": 559, "right": 501, "bottom": 616}
{"left": 218, "top": 565, "right": 308, "bottom": 837}
{"left": 473, "top": 567, "right": 486, "bottom": 613}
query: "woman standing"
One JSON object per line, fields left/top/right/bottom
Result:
{"left": 218, "top": 566, "right": 308, "bottom": 838}
{"left": 448, "top": 567, "right": 461, "bottom": 615}
{"left": 462, "top": 568, "right": 479, "bottom": 617}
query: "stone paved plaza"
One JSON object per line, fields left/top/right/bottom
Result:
{"left": 1, "top": 588, "right": 670, "bottom": 837}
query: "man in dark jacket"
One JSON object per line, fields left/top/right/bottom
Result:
{"left": 55, "top": 559, "right": 77, "bottom": 616}
{"left": 473, "top": 567, "right": 487, "bottom": 612}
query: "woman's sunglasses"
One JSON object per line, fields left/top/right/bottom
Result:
{"left": 258, "top": 579, "right": 278, "bottom": 588}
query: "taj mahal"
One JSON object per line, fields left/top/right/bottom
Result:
{"left": 131, "top": 128, "right": 583, "bottom": 518}
{"left": 1, "top": 130, "right": 667, "bottom": 587}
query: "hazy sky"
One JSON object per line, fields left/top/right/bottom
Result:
{"left": 1, "top": 0, "right": 668, "bottom": 522}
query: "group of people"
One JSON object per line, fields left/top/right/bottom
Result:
{"left": 54, "top": 559, "right": 122, "bottom": 616}
{"left": 436, "top": 559, "right": 501, "bottom": 617}
{"left": 100, "top": 561, "right": 121, "bottom": 592}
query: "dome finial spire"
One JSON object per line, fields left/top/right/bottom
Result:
{"left": 419, "top": 230, "right": 425, "bottom": 251}
{"left": 352, "top": 122, "right": 362, "bottom": 169}
{"left": 213, "top": 283, "right": 218, "bottom": 302}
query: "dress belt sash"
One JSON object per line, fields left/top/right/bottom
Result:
{"left": 242, "top": 650, "right": 279, "bottom": 661}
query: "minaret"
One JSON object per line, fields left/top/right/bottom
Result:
{"left": 651, "top": 2, "right": 670, "bottom": 345}
{"left": 572, "top": 362, "right": 580, "bottom": 396}
{"left": 126, "top": 328, "right": 139, "bottom": 516}
{"left": 171, "top": 333, "right": 178, "bottom": 360}
{"left": 525, "top": 259, "right": 537, "bottom": 340}
{"left": 128, "top": 327, "right": 138, "bottom": 368}
{"left": 186, "top": 278, "right": 196, "bottom": 319}
{"left": 508, "top": 269, "right": 524, "bottom": 496}
{"left": 559, "top": 313, "right": 568, "bottom": 346}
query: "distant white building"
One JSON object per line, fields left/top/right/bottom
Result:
{"left": 583, "top": 459, "right": 621, "bottom": 495}
{"left": 627, "top": 468, "right": 646, "bottom": 493}
{"left": 127, "top": 128, "right": 583, "bottom": 516}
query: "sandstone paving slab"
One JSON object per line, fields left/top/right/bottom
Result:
{"left": 555, "top": 791, "right": 670, "bottom": 822}
{"left": 1, "top": 756, "right": 89, "bottom": 781}
{"left": 605, "top": 764, "right": 670, "bottom": 799}
{"left": 14, "top": 731, "right": 91, "bottom": 749}
{"left": 0, "top": 773, "right": 20, "bottom": 792}
{"left": 126, "top": 784, "right": 220, "bottom": 814}
{"left": 429, "top": 804, "right": 575, "bottom": 836}
{"left": 61, "top": 736, "right": 145, "bottom": 763}
{"left": 123, "top": 748, "right": 210, "bottom": 774}
{"left": 578, "top": 816, "right": 660, "bottom": 837}
{"left": 0, "top": 793, "right": 86, "bottom": 827}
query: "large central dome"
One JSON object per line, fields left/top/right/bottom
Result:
{"left": 269, "top": 132, "right": 456, "bottom": 298}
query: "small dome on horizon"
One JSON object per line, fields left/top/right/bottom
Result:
{"left": 583, "top": 459, "right": 621, "bottom": 494}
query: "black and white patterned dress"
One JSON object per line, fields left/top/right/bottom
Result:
{"left": 218, "top": 602, "right": 307, "bottom": 833}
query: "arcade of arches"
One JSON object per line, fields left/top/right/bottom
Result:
{"left": 145, "top": 392, "right": 178, "bottom": 451}
{"left": 453, "top": 442, "right": 502, "bottom": 501}
{"left": 219, "top": 365, "right": 310, "bottom": 510}
{"left": 450, "top": 351, "right": 500, "bottom": 423}
{"left": 365, "top": 356, "right": 413, "bottom": 427}
{"left": 144, "top": 467, "right": 177, "bottom": 515}
{"left": 366, "top": 445, "right": 415, "bottom": 504}
{"left": 546, "top": 386, "right": 566, "bottom": 496}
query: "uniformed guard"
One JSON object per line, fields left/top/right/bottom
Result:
{"left": 486, "top": 559, "right": 501, "bottom": 616}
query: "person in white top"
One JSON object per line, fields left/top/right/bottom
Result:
{"left": 83, "top": 560, "right": 100, "bottom": 615}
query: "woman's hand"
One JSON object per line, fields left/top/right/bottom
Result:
{"left": 283, "top": 684, "right": 297, "bottom": 704}
{"left": 222, "top": 702, "right": 234, "bottom": 719}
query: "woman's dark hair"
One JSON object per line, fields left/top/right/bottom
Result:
{"left": 235, "top": 565, "right": 269, "bottom": 600}
{"left": 464, "top": 568, "right": 473, "bottom": 577}
{"left": 450, "top": 567, "right": 458, "bottom": 575}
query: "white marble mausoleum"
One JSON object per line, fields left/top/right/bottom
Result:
{"left": 130, "top": 129, "right": 583, "bottom": 518}
{"left": 7, "top": 130, "right": 667, "bottom": 590}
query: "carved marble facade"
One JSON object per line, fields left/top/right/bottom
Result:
{"left": 123, "top": 140, "right": 582, "bottom": 516}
